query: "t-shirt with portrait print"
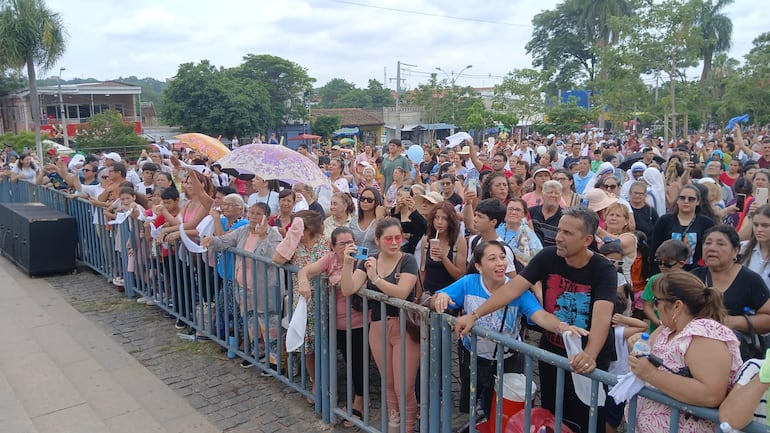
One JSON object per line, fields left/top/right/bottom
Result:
{"left": 520, "top": 246, "right": 617, "bottom": 364}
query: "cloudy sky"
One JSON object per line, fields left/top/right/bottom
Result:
{"left": 45, "top": 0, "right": 764, "bottom": 90}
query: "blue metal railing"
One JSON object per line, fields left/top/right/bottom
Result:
{"left": 1, "top": 179, "right": 767, "bottom": 433}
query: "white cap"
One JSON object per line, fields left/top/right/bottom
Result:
{"left": 103, "top": 152, "right": 121, "bottom": 162}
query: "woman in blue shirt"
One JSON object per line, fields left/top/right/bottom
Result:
{"left": 431, "top": 240, "right": 587, "bottom": 418}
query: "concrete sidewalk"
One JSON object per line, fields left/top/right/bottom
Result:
{"left": 0, "top": 256, "right": 220, "bottom": 433}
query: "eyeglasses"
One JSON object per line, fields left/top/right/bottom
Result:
{"left": 608, "top": 259, "right": 624, "bottom": 267}
{"left": 553, "top": 177, "right": 569, "bottom": 181}
{"left": 655, "top": 258, "right": 679, "bottom": 269}
{"left": 100, "top": 176, "right": 109, "bottom": 180}
{"left": 652, "top": 296, "right": 678, "bottom": 307}
{"left": 359, "top": 196, "right": 375, "bottom": 203}
{"left": 677, "top": 195, "right": 698, "bottom": 203}
{"left": 381, "top": 235, "right": 403, "bottom": 244}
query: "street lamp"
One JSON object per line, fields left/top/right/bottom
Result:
{"left": 434, "top": 64, "right": 473, "bottom": 87}
{"left": 57, "top": 67, "right": 69, "bottom": 148}
{"left": 434, "top": 65, "right": 473, "bottom": 125}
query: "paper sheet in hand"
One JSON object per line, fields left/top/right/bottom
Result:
{"left": 179, "top": 160, "right": 208, "bottom": 174}
{"left": 108, "top": 211, "right": 131, "bottom": 225}
{"left": 196, "top": 215, "right": 215, "bottom": 237}
{"left": 151, "top": 143, "right": 172, "bottom": 157}
{"left": 179, "top": 224, "right": 207, "bottom": 253}
{"left": 445, "top": 132, "right": 472, "bottom": 148}
{"left": 286, "top": 297, "right": 307, "bottom": 352}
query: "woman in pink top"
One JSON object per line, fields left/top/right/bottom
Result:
{"left": 627, "top": 271, "right": 742, "bottom": 432}
{"left": 297, "top": 227, "right": 367, "bottom": 426}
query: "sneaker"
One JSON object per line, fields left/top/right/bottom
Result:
{"left": 174, "top": 319, "right": 186, "bottom": 330}
{"left": 145, "top": 298, "right": 156, "bottom": 306}
{"left": 240, "top": 359, "right": 254, "bottom": 368}
{"left": 112, "top": 277, "right": 124, "bottom": 286}
{"left": 136, "top": 296, "right": 149, "bottom": 303}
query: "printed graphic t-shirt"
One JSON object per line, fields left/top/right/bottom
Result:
{"left": 520, "top": 246, "right": 617, "bottom": 364}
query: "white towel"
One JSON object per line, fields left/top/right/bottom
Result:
{"left": 286, "top": 297, "right": 307, "bottom": 352}
{"left": 608, "top": 372, "right": 645, "bottom": 403}
{"left": 563, "top": 331, "right": 606, "bottom": 406}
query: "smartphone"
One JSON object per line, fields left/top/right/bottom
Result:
{"left": 756, "top": 188, "right": 769, "bottom": 206}
{"left": 351, "top": 246, "right": 368, "bottom": 260}
{"left": 468, "top": 178, "right": 478, "bottom": 191}
{"left": 736, "top": 193, "right": 747, "bottom": 212}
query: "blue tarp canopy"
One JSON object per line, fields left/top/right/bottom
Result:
{"left": 333, "top": 127, "right": 360, "bottom": 136}
{"left": 414, "top": 123, "right": 457, "bottom": 131}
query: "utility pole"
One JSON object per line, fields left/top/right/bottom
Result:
{"left": 57, "top": 68, "right": 69, "bottom": 148}
{"left": 395, "top": 61, "right": 416, "bottom": 140}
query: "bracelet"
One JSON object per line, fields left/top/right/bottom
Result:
{"left": 372, "top": 276, "right": 381, "bottom": 286}
{"left": 471, "top": 311, "right": 480, "bottom": 321}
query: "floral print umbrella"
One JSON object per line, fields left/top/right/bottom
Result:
{"left": 216, "top": 144, "right": 329, "bottom": 187}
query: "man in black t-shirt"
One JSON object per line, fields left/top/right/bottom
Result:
{"left": 456, "top": 206, "right": 616, "bottom": 433}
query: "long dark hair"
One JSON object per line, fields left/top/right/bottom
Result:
{"left": 425, "top": 201, "right": 460, "bottom": 248}
{"left": 742, "top": 204, "right": 770, "bottom": 267}
{"left": 357, "top": 187, "right": 383, "bottom": 223}
{"left": 693, "top": 183, "right": 717, "bottom": 221}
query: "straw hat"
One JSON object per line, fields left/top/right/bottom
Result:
{"left": 583, "top": 188, "right": 617, "bottom": 213}
{"left": 415, "top": 191, "right": 444, "bottom": 205}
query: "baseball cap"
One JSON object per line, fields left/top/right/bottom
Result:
{"left": 103, "top": 152, "right": 122, "bottom": 162}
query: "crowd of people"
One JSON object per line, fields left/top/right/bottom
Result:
{"left": 3, "top": 126, "right": 770, "bottom": 432}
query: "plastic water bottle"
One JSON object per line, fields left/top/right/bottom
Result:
{"left": 633, "top": 332, "right": 651, "bottom": 356}
{"left": 227, "top": 335, "right": 237, "bottom": 359}
{"left": 720, "top": 421, "right": 737, "bottom": 432}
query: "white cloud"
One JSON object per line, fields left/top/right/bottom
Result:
{"left": 42, "top": 0, "right": 766, "bottom": 90}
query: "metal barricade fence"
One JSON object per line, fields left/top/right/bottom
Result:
{"left": 4, "top": 183, "right": 768, "bottom": 433}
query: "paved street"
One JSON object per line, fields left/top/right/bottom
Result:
{"left": 0, "top": 256, "right": 344, "bottom": 433}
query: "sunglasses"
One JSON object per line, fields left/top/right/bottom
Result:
{"left": 652, "top": 296, "right": 678, "bottom": 307}
{"left": 603, "top": 184, "right": 618, "bottom": 190}
{"left": 677, "top": 195, "right": 698, "bottom": 203}
{"left": 608, "top": 259, "right": 623, "bottom": 267}
{"left": 359, "top": 196, "right": 375, "bottom": 204}
{"left": 381, "top": 235, "right": 403, "bottom": 244}
{"left": 655, "top": 258, "right": 679, "bottom": 269}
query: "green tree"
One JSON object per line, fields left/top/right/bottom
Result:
{"left": 0, "top": 131, "right": 35, "bottom": 153}
{"left": 721, "top": 32, "right": 770, "bottom": 125}
{"left": 493, "top": 68, "right": 549, "bottom": 128}
{"left": 694, "top": 0, "right": 733, "bottom": 85}
{"left": 406, "top": 74, "right": 447, "bottom": 126}
{"left": 363, "top": 79, "right": 394, "bottom": 108}
{"left": 0, "top": 0, "right": 66, "bottom": 159}
{"left": 526, "top": 3, "right": 596, "bottom": 94}
{"left": 162, "top": 61, "right": 272, "bottom": 137}
{"left": 318, "top": 78, "right": 357, "bottom": 108}
{"left": 235, "top": 54, "right": 315, "bottom": 130}
{"left": 536, "top": 100, "right": 597, "bottom": 134}
{"left": 311, "top": 115, "right": 341, "bottom": 141}
{"left": 73, "top": 110, "right": 147, "bottom": 152}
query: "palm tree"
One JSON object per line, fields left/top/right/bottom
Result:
{"left": 0, "top": 0, "right": 66, "bottom": 158}
{"left": 574, "top": 0, "right": 633, "bottom": 50}
{"left": 695, "top": 0, "right": 733, "bottom": 85}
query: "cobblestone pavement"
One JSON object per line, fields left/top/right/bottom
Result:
{"left": 45, "top": 268, "right": 347, "bottom": 433}
{"left": 44, "top": 267, "right": 545, "bottom": 433}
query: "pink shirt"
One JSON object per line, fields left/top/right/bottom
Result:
{"left": 235, "top": 233, "right": 260, "bottom": 292}
{"left": 317, "top": 252, "right": 365, "bottom": 330}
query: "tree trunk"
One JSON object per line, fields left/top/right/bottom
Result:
{"left": 26, "top": 59, "right": 42, "bottom": 160}
{"left": 700, "top": 51, "right": 713, "bottom": 86}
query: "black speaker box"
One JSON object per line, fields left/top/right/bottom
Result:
{"left": 0, "top": 202, "right": 77, "bottom": 276}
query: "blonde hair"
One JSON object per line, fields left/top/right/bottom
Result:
{"left": 704, "top": 182, "right": 722, "bottom": 203}
{"left": 605, "top": 202, "right": 632, "bottom": 233}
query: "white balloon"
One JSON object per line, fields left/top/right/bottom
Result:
{"left": 536, "top": 145, "right": 547, "bottom": 155}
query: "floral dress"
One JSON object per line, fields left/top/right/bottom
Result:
{"left": 291, "top": 236, "right": 329, "bottom": 354}
{"left": 630, "top": 318, "right": 742, "bottom": 433}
